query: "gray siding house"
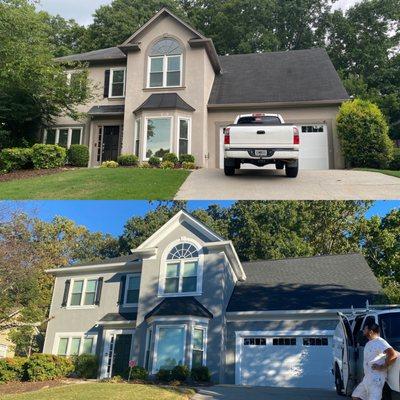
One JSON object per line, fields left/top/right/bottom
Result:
{"left": 43, "top": 210, "right": 382, "bottom": 389}
{"left": 49, "top": 8, "right": 349, "bottom": 170}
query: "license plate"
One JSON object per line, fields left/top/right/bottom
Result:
{"left": 254, "top": 150, "right": 269, "bottom": 157}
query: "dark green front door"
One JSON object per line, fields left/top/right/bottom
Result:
{"left": 112, "top": 334, "right": 132, "bottom": 377}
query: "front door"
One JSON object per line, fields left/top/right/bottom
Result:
{"left": 102, "top": 126, "right": 120, "bottom": 162}
{"left": 112, "top": 334, "right": 132, "bottom": 377}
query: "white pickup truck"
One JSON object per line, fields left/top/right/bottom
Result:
{"left": 223, "top": 113, "right": 300, "bottom": 177}
{"left": 334, "top": 308, "right": 400, "bottom": 400}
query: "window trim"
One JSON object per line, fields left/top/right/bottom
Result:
{"left": 147, "top": 54, "right": 183, "bottom": 89}
{"left": 123, "top": 273, "right": 141, "bottom": 307}
{"left": 43, "top": 127, "right": 83, "bottom": 148}
{"left": 158, "top": 239, "right": 204, "bottom": 297}
{"left": 152, "top": 324, "right": 187, "bottom": 374}
{"left": 53, "top": 332, "right": 97, "bottom": 356}
{"left": 143, "top": 116, "right": 173, "bottom": 161}
{"left": 144, "top": 327, "right": 153, "bottom": 371}
{"left": 190, "top": 325, "right": 207, "bottom": 369}
{"left": 108, "top": 67, "right": 126, "bottom": 99}
{"left": 177, "top": 117, "right": 191, "bottom": 157}
{"left": 134, "top": 118, "right": 141, "bottom": 158}
{"left": 66, "top": 277, "right": 98, "bottom": 309}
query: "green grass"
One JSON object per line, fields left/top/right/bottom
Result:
{"left": 0, "top": 168, "right": 190, "bottom": 199}
{"left": 356, "top": 168, "right": 400, "bottom": 178}
{"left": 1, "top": 383, "right": 195, "bottom": 400}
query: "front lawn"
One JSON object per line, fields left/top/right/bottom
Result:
{"left": 356, "top": 168, "right": 400, "bottom": 178}
{"left": 0, "top": 168, "right": 190, "bottom": 199}
{"left": 1, "top": 383, "right": 195, "bottom": 400}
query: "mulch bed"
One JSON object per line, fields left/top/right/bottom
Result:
{"left": 0, "top": 378, "right": 85, "bottom": 396}
{"left": 0, "top": 167, "right": 78, "bottom": 183}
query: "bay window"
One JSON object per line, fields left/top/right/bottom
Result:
{"left": 154, "top": 326, "right": 185, "bottom": 372}
{"left": 145, "top": 118, "right": 171, "bottom": 159}
{"left": 134, "top": 119, "right": 141, "bottom": 157}
{"left": 192, "top": 327, "right": 206, "bottom": 368}
{"left": 43, "top": 127, "right": 82, "bottom": 148}
{"left": 178, "top": 118, "right": 190, "bottom": 156}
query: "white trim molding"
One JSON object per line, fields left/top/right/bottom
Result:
{"left": 177, "top": 117, "right": 192, "bottom": 157}
{"left": 123, "top": 273, "right": 141, "bottom": 307}
{"left": 43, "top": 126, "right": 83, "bottom": 148}
{"left": 66, "top": 277, "right": 99, "bottom": 309}
{"left": 52, "top": 332, "right": 98, "bottom": 356}
{"left": 109, "top": 67, "right": 126, "bottom": 98}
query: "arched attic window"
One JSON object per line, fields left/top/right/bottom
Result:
{"left": 148, "top": 38, "right": 183, "bottom": 88}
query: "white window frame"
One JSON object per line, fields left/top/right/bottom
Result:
{"left": 123, "top": 273, "right": 141, "bottom": 307}
{"left": 134, "top": 118, "right": 141, "bottom": 158}
{"left": 147, "top": 54, "right": 183, "bottom": 89}
{"left": 152, "top": 324, "right": 187, "bottom": 374}
{"left": 190, "top": 325, "right": 207, "bottom": 369}
{"left": 144, "top": 327, "right": 153, "bottom": 371}
{"left": 158, "top": 239, "right": 204, "bottom": 297}
{"left": 67, "top": 277, "right": 98, "bottom": 309}
{"left": 109, "top": 67, "right": 126, "bottom": 99}
{"left": 53, "top": 332, "right": 97, "bottom": 356}
{"left": 177, "top": 117, "right": 191, "bottom": 157}
{"left": 0, "top": 344, "right": 7, "bottom": 358}
{"left": 43, "top": 127, "right": 83, "bottom": 148}
{"left": 143, "top": 116, "right": 173, "bottom": 161}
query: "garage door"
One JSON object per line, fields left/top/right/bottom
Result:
{"left": 219, "top": 124, "right": 329, "bottom": 170}
{"left": 237, "top": 333, "right": 334, "bottom": 389}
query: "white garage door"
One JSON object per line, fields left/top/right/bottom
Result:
{"left": 237, "top": 333, "right": 334, "bottom": 389}
{"left": 219, "top": 124, "right": 330, "bottom": 170}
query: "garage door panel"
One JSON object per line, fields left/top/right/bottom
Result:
{"left": 238, "top": 335, "right": 334, "bottom": 389}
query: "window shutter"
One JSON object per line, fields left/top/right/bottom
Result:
{"left": 104, "top": 70, "right": 110, "bottom": 98}
{"left": 94, "top": 277, "right": 104, "bottom": 306}
{"left": 117, "top": 275, "right": 126, "bottom": 305}
{"left": 61, "top": 279, "right": 71, "bottom": 307}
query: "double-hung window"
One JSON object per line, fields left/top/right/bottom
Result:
{"left": 109, "top": 68, "right": 126, "bottom": 98}
{"left": 178, "top": 118, "right": 190, "bottom": 156}
{"left": 124, "top": 273, "right": 140, "bottom": 306}
{"left": 192, "top": 327, "right": 206, "bottom": 368}
{"left": 134, "top": 119, "right": 141, "bottom": 157}
{"left": 69, "top": 279, "right": 98, "bottom": 307}
{"left": 162, "top": 242, "right": 200, "bottom": 295}
{"left": 56, "top": 335, "right": 95, "bottom": 356}
{"left": 43, "top": 127, "right": 82, "bottom": 148}
{"left": 148, "top": 38, "right": 183, "bottom": 88}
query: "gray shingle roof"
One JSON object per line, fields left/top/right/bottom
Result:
{"left": 134, "top": 93, "right": 195, "bottom": 113}
{"left": 99, "top": 312, "right": 137, "bottom": 323}
{"left": 56, "top": 47, "right": 126, "bottom": 63}
{"left": 209, "top": 48, "right": 349, "bottom": 105}
{"left": 88, "top": 105, "right": 125, "bottom": 116}
{"left": 227, "top": 253, "right": 382, "bottom": 312}
{"left": 145, "top": 297, "right": 213, "bottom": 320}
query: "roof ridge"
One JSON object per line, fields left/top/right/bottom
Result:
{"left": 219, "top": 47, "right": 324, "bottom": 59}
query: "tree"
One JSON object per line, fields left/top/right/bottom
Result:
{"left": 0, "top": 0, "right": 91, "bottom": 147}
{"left": 81, "top": 0, "right": 182, "bottom": 52}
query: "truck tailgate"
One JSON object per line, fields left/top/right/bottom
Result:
{"left": 229, "top": 125, "right": 294, "bottom": 145}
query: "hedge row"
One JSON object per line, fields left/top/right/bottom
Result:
{"left": 0, "top": 144, "right": 89, "bottom": 172}
{"left": 0, "top": 354, "right": 98, "bottom": 384}
{"left": 156, "top": 365, "right": 210, "bottom": 383}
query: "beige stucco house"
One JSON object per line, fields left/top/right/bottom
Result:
{"left": 51, "top": 8, "right": 349, "bottom": 170}
{"left": 0, "top": 330, "right": 15, "bottom": 359}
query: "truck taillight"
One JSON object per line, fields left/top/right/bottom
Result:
{"left": 293, "top": 126, "right": 300, "bottom": 145}
{"left": 224, "top": 127, "right": 230, "bottom": 145}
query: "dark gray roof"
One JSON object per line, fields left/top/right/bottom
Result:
{"left": 56, "top": 47, "right": 126, "bottom": 63}
{"left": 227, "top": 253, "right": 382, "bottom": 312}
{"left": 209, "top": 48, "right": 349, "bottom": 105}
{"left": 88, "top": 105, "right": 125, "bottom": 116}
{"left": 71, "top": 254, "right": 138, "bottom": 268}
{"left": 134, "top": 93, "right": 195, "bottom": 113}
{"left": 145, "top": 297, "right": 213, "bottom": 320}
{"left": 99, "top": 312, "right": 137, "bottom": 323}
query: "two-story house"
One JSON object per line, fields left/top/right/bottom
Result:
{"left": 49, "top": 8, "right": 349, "bottom": 170}
{"left": 43, "top": 210, "right": 382, "bottom": 389}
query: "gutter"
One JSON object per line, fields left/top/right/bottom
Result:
{"left": 45, "top": 260, "right": 140, "bottom": 275}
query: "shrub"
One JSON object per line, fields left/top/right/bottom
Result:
{"left": 0, "top": 147, "right": 33, "bottom": 172}
{"left": 161, "top": 160, "right": 175, "bottom": 170}
{"left": 31, "top": 144, "right": 66, "bottom": 169}
{"left": 156, "top": 368, "right": 172, "bottom": 382}
{"left": 162, "top": 152, "right": 178, "bottom": 164}
{"left": 171, "top": 365, "right": 190, "bottom": 382}
{"left": 0, "top": 357, "right": 26, "bottom": 383}
{"left": 101, "top": 160, "right": 119, "bottom": 168}
{"left": 128, "top": 366, "right": 148, "bottom": 381}
{"left": 117, "top": 154, "right": 139, "bottom": 167}
{"left": 191, "top": 366, "right": 211, "bottom": 382}
{"left": 148, "top": 156, "right": 161, "bottom": 167}
{"left": 72, "top": 354, "right": 98, "bottom": 379}
{"left": 139, "top": 162, "right": 151, "bottom": 169}
{"left": 337, "top": 99, "right": 394, "bottom": 169}
{"left": 67, "top": 145, "right": 89, "bottom": 167}
{"left": 390, "top": 147, "right": 400, "bottom": 170}
{"left": 179, "top": 154, "right": 195, "bottom": 163}
{"left": 182, "top": 161, "right": 196, "bottom": 170}
{"left": 24, "top": 354, "right": 74, "bottom": 382}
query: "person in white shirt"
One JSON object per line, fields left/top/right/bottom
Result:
{"left": 352, "top": 322, "right": 398, "bottom": 400}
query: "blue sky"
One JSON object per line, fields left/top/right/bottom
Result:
{"left": 37, "top": 0, "right": 360, "bottom": 25}
{"left": 3, "top": 201, "right": 398, "bottom": 236}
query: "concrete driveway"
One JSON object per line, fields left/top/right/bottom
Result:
{"left": 192, "top": 385, "right": 341, "bottom": 400}
{"left": 175, "top": 168, "right": 400, "bottom": 200}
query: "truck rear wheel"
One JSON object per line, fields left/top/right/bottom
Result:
{"left": 285, "top": 164, "right": 299, "bottom": 178}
